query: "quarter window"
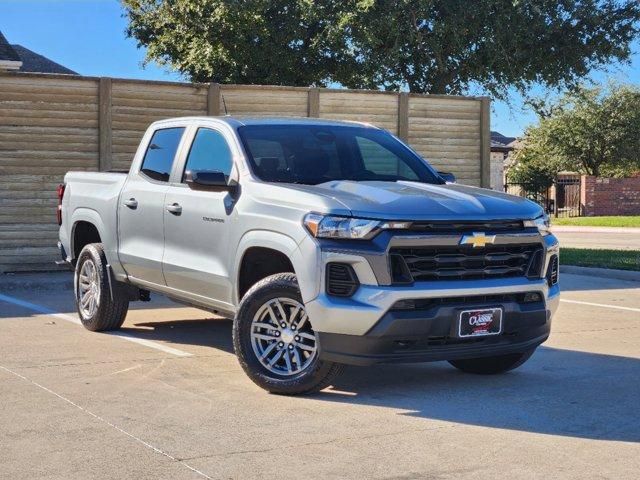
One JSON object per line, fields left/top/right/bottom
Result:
{"left": 183, "top": 128, "right": 233, "bottom": 181}
{"left": 140, "top": 127, "right": 185, "bottom": 182}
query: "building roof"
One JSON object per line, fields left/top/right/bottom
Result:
{"left": 491, "top": 131, "right": 516, "bottom": 145}
{"left": 0, "top": 30, "right": 20, "bottom": 62}
{"left": 11, "top": 44, "right": 77, "bottom": 75}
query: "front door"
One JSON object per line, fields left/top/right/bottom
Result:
{"left": 162, "top": 127, "right": 235, "bottom": 304}
{"left": 118, "top": 126, "right": 186, "bottom": 285}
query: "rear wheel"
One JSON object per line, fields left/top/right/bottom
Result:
{"left": 448, "top": 348, "right": 536, "bottom": 375}
{"left": 74, "top": 243, "right": 129, "bottom": 331}
{"left": 233, "top": 273, "right": 343, "bottom": 394}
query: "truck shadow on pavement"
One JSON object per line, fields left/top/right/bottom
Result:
{"left": 127, "top": 317, "right": 639, "bottom": 443}
{"left": 129, "top": 317, "right": 235, "bottom": 351}
{"left": 320, "top": 346, "right": 640, "bottom": 443}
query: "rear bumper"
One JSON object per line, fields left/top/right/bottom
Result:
{"left": 317, "top": 290, "right": 556, "bottom": 366}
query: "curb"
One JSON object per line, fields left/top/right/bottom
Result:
{"left": 552, "top": 226, "right": 640, "bottom": 234}
{"left": 0, "top": 271, "right": 73, "bottom": 292}
{"left": 560, "top": 265, "right": 640, "bottom": 283}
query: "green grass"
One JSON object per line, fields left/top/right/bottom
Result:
{"left": 553, "top": 216, "right": 640, "bottom": 227}
{"left": 560, "top": 248, "right": 640, "bottom": 271}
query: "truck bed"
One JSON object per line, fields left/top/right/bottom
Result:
{"left": 60, "top": 171, "right": 129, "bottom": 267}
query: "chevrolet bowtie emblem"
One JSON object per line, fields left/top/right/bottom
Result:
{"left": 459, "top": 232, "right": 496, "bottom": 248}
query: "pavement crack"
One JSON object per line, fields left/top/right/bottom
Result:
{"left": 178, "top": 423, "right": 458, "bottom": 461}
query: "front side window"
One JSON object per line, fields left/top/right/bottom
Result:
{"left": 237, "top": 125, "right": 441, "bottom": 185}
{"left": 183, "top": 128, "right": 233, "bottom": 181}
{"left": 140, "top": 127, "right": 185, "bottom": 182}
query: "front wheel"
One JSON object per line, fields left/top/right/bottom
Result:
{"left": 74, "top": 243, "right": 129, "bottom": 332}
{"left": 448, "top": 348, "right": 536, "bottom": 375}
{"left": 233, "top": 273, "right": 344, "bottom": 395}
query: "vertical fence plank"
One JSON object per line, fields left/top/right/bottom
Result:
{"left": 397, "top": 92, "right": 409, "bottom": 141}
{"left": 308, "top": 88, "right": 320, "bottom": 117}
{"left": 208, "top": 83, "right": 221, "bottom": 116}
{"left": 98, "top": 77, "right": 112, "bottom": 171}
{"left": 479, "top": 97, "right": 491, "bottom": 188}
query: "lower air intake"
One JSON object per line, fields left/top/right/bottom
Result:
{"left": 326, "top": 263, "right": 359, "bottom": 297}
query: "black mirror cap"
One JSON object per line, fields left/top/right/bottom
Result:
{"left": 185, "top": 170, "right": 230, "bottom": 189}
{"left": 438, "top": 171, "right": 457, "bottom": 183}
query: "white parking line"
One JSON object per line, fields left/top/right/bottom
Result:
{"left": 0, "top": 365, "right": 212, "bottom": 479}
{"left": 561, "top": 298, "right": 640, "bottom": 313}
{"left": 0, "top": 293, "right": 193, "bottom": 357}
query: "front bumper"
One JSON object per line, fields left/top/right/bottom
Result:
{"left": 317, "top": 289, "right": 555, "bottom": 366}
{"left": 301, "top": 231, "right": 559, "bottom": 365}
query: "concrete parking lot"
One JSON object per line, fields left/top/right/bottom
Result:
{"left": 1, "top": 272, "right": 639, "bottom": 479}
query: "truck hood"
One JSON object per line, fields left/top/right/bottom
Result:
{"left": 286, "top": 180, "right": 543, "bottom": 221}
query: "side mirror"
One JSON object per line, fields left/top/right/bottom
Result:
{"left": 438, "top": 171, "right": 456, "bottom": 184}
{"left": 185, "top": 170, "right": 230, "bottom": 189}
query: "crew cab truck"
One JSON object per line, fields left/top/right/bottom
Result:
{"left": 58, "top": 117, "right": 560, "bottom": 395}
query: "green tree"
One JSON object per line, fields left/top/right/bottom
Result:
{"left": 514, "top": 85, "right": 640, "bottom": 177}
{"left": 121, "top": 0, "right": 352, "bottom": 85}
{"left": 122, "top": 1, "right": 640, "bottom": 96}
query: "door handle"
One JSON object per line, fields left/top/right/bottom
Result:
{"left": 123, "top": 198, "right": 138, "bottom": 209}
{"left": 166, "top": 203, "right": 182, "bottom": 215}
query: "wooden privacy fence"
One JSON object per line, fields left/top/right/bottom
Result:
{"left": 0, "top": 72, "right": 490, "bottom": 272}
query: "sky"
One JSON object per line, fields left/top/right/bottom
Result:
{"left": 2, "top": 0, "right": 639, "bottom": 137}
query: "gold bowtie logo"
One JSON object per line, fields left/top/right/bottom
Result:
{"left": 459, "top": 232, "right": 496, "bottom": 248}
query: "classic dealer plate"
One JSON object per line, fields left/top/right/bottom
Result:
{"left": 458, "top": 308, "right": 503, "bottom": 338}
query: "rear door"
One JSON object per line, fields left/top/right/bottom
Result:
{"left": 162, "top": 126, "right": 236, "bottom": 304}
{"left": 118, "top": 126, "right": 186, "bottom": 285}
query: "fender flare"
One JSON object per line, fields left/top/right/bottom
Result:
{"left": 69, "top": 208, "right": 109, "bottom": 260}
{"left": 233, "top": 230, "right": 316, "bottom": 305}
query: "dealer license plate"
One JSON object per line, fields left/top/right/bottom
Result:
{"left": 458, "top": 308, "right": 502, "bottom": 338}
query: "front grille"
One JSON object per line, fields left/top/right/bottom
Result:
{"left": 408, "top": 220, "right": 524, "bottom": 233}
{"left": 326, "top": 263, "right": 359, "bottom": 297}
{"left": 390, "top": 244, "right": 543, "bottom": 282}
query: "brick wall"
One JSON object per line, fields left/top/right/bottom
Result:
{"left": 581, "top": 175, "right": 640, "bottom": 216}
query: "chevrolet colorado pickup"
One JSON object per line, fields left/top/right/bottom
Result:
{"left": 58, "top": 117, "right": 559, "bottom": 394}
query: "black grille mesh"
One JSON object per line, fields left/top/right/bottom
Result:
{"left": 390, "top": 244, "right": 544, "bottom": 282}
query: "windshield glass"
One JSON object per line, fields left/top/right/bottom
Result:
{"left": 237, "top": 125, "right": 443, "bottom": 185}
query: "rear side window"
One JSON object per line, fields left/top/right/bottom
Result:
{"left": 183, "top": 128, "right": 233, "bottom": 181}
{"left": 140, "top": 127, "right": 185, "bottom": 182}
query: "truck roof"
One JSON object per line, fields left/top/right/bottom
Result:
{"left": 150, "top": 116, "right": 379, "bottom": 129}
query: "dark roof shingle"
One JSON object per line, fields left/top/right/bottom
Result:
{"left": 0, "top": 30, "right": 21, "bottom": 62}
{"left": 12, "top": 44, "right": 77, "bottom": 75}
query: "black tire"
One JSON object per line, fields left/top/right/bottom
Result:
{"left": 448, "top": 348, "right": 536, "bottom": 375}
{"left": 233, "top": 273, "right": 344, "bottom": 395}
{"left": 74, "top": 243, "right": 129, "bottom": 332}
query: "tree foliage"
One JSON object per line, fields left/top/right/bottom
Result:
{"left": 512, "top": 84, "right": 640, "bottom": 178}
{"left": 122, "top": 0, "right": 640, "bottom": 96}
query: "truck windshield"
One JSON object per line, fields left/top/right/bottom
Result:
{"left": 237, "top": 125, "right": 443, "bottom": 185}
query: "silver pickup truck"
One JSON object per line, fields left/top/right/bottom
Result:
{"left": 58, "top": 116, "right": 559, "bottom": 394}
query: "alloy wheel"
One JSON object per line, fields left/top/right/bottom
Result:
{"left": 78, "top": 259, "right": 100, "bottom": 318}
{"left": 250, "top": 297, "right": 318, "bottom": 376}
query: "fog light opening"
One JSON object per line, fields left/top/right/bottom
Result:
{"left": 523, "top": 292, "right": 542, "bottom": 303}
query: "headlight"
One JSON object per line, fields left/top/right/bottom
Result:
{"left": 303, "top": 214, "right": 411, "bottom": 240}
{"left": 524, "top": 214, "right": 551, "bottom": 235}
